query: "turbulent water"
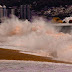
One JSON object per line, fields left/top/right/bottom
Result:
{"left": 0, "top": 16, "right": 72, "bottom": 62}
{"left": 0, "top": 60, "right": 72, "bottom": 72}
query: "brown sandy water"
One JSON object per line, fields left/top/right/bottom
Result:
{"left": 0, "top": 48, "right": 72, "bottom": 64}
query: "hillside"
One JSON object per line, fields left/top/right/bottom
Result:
{"left": 0, "top": 0, "right": 72, "bottom": 7}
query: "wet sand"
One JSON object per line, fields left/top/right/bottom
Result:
{"left": 0, "top": 48, "right": 72, "bottom": 64}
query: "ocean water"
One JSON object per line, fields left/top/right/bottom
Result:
{"left": 0, "top": 60, "right": 72, "bottom": 72}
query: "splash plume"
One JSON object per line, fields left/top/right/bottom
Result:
{"left": 0, "top": 16, "right": 72, "bottom": 62}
